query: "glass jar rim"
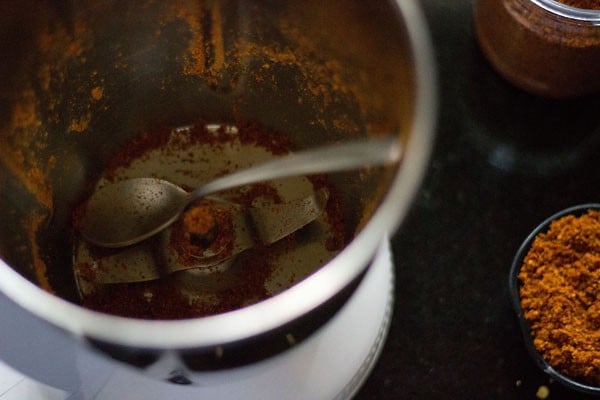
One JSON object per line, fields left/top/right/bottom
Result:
{"left": 530, "top": 0, "right": 600, "bottom": 22}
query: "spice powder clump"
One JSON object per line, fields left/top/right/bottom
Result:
{"left": 555, "top": 0, "right": 600, "bottom": 9}
{"left": 519, "top": 210, "right": 600, "bottom": 386}
{"left": 171, "top": 199, "right": 235, "bottom": 266}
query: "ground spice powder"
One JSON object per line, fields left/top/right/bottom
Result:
{"left": 519, "top": 210, "right": 600, "bottom": 385}
{"left": 171, "top": 200, "right": 234, "bottom": 266}
{"left": 474, "top": 0, "right": 600, "bottom": 98}
{"left": 77, "top": 121, "right": 348, "bottom": 319}
{"left": 556, "top": 0, "right": 600, "bottom": 9}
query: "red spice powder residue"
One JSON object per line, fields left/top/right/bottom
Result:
{"left": 77, "top": 120, "right": 349, "bottom": 319}
{"left": 81, "top": 246, "right": 277, "bottom": 319}
{"left": 103, "top": 127, "right": 173, "bottom": 180}
{"left": 81, "top": 281, "right": 192, "bottom": 319}
{"left": 235, "top": 120, "right": 297, "bottom": 156}
{"left": 556, "top": 0, "right": 600, "bottom": 9}
{"left": 103, "top": 121, "right": 296, "bottom": 181}
{"left": 90, "top": 86, "right": 104, "bottom": 101}
{"left": 170, "top": 200, "right": 235, "bottom": 266}
{"left": 309, "top": 174, "right": 349, "bottom": 251}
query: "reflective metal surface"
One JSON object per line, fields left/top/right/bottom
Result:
{"left": 0, "top": 0, "right": 434, "bottom": 384}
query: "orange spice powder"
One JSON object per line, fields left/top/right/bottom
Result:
{"left": 90, "top": 86, "right": 104, "bottom": 101}
{"left": 183, "top": 204, "right": 217, "bottom": 236}
{"left": 519, "top": 210, "right": 600, "bottom": 385}
{"left": 170, "top": 200, "right": 235, "bottom": 266}
{"left": 25, "top": 211, "right": 54, "bottom": 293}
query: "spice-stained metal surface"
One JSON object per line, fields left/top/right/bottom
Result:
{"left": 0, "top": 0, "right": 435, "bottom": 383}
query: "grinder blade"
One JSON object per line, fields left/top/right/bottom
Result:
{"left": 73, "top": 188, "right": 328, "bottom": 286}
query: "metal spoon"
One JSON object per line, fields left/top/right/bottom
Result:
{"left": 79, "top": 136, "right": 402, "bottom": 248}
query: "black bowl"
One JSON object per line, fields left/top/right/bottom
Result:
{"left": 510, "top": 203, "right": 600, "bottom": 396}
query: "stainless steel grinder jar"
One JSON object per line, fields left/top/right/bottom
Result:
{"left": 0, "top": 0, "right": 435, "bottom": 387}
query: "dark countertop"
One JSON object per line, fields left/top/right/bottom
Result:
{"left": 357, "top": 1, "right": 600, "bottom": 399}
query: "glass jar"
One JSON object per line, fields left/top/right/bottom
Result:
{"left": 474, "top": 0, "right": 600, "bottom": 98}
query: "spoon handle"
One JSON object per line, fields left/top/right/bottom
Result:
{"left": 188, "top": 135, "right": 402, "bottom": 202}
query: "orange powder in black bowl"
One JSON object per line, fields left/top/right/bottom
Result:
{"left": 517, "top": 208, "right": 600, "bottom": 388}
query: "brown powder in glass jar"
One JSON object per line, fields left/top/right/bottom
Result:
{"left": 474, "top": 0, "right": 600, "bottom": 98}
{"left": 556, "top": 0, "right": 600, "bottom": 9}
{"left": 518, "top": 210, "right": 600, "bottom": 386}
